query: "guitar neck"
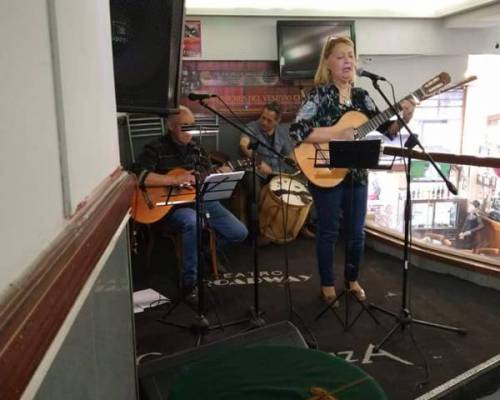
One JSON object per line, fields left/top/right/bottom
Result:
{"left": 226, "top": 159, "right": 250, "bottom": 171}
{"left": 354, "top": 88, "right": 425, "bottom": 140}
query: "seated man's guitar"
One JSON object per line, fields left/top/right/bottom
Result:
{"left": 131, "top": 159, "right": 250, "bottom": 224}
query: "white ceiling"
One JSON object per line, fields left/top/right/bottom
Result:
{"left": 186, "top": 0, "right": 499, "bottom": 19}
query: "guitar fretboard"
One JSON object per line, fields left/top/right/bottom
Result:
{"left": 354, "top": 88, "right": 425, "bottom": 140}
{"left": 226, "top": 159, "right": 249, "bottom": 171}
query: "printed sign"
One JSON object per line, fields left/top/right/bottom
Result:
{"left": 184, "top": 20, "right": 201, "bottom": 58}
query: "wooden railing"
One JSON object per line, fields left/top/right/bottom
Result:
{"left": 366, "top": 148, "right": 500, "bottom": 277}
{"left": 383, "top": 146, "right": 500, "bottom": 168}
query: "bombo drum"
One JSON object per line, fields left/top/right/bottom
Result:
{"left": 259, "top": 175, "right": 313, "bottom": 243}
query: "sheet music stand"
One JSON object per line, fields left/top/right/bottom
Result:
{"left": 314, "top": 140, "right": 381, "bottom": 331}
{"left": 328, "top": 139, "right": 382, "bottom": 169}
{"left": 201, "top": 171, "right": 245, "bottom": 202}
{"left": 159, "top": 170, "right": 246, "bottom": 345}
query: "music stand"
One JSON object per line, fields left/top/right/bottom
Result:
{"left": 314, "top": 140, "right": 381, "bottom": 331}
{"left": 201, "top": 171, "right": 245, "bottom": 201}
{"left": 159, "top": 169, "right": 245, "bottom": 346}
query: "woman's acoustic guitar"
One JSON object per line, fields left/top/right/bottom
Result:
{"left": 294, "top": 72, "right": 451, "bottom": 188}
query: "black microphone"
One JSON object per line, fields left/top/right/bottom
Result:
{"left": 188, "top": 92, "right": 217, "bottom": 101}
{"left": 447, "top": 181, "right": 459, "bottom": 196}
{"left": 356, "top": 68, "right": 387, "bottom": 81}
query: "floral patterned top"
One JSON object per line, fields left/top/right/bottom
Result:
{"left": 289, "top": 84, "right": 396, "bottom": 186}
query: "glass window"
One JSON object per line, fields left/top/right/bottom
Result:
{"left": 367, "top": 84, "right": 500, "bottom": 264}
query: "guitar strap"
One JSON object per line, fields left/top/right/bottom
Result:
{"left": 140, "top": 187, "right": 155, "bottom": 209}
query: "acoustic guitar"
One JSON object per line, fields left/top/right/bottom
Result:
{"left": 131, "top": 158, "right": 251, "bottom": 224}
{"left": 294, "top": 72, "right": 451, "bottom": 188}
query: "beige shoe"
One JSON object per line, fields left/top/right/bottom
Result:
{"left": 349, "top": 281, "right": 367, "bottom": 301}
{"left": 320, "top": 286, "right": 339, "bottom": 308}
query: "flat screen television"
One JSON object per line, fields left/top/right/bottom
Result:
{"left": 277, "top": 20, "right": 355, "bottom": 80}
{"left": 110, "top": 0, "right": 185, "bottom": 115}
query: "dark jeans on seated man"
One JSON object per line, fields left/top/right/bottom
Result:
{"left": 156, "top": 201, "right": 248, "bottom": 290}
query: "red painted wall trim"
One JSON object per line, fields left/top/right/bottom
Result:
{"left": 0, "top": 171, "right": 135, "bottom": 400}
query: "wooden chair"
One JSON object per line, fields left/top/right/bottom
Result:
{"left": 144, "top": 225, "right": 220, "bottom": 284}
{"left": 166, "top": 228, "right": 220, "bottom": 281}
{"left": 473, "top": 216, "right": 500, "bottom": 256}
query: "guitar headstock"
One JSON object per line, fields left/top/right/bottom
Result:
{"left": 240, "top": 158, "right": 253, "bottom": 171}
{"left": 229, "top": 158, "right": 253, "bottom": 172}
{"left": 419, "top": 72, "right": 451, "bottom": 99}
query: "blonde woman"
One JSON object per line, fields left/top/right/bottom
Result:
{"left": 290, "top": 36, "right": 415, "bottom": 304}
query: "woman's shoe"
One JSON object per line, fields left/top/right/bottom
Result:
{"left": 320, "top": 286, "right": 339, "bottom": 308}
{"left": 348, "top": 281, "right": 367, "bottom": 301}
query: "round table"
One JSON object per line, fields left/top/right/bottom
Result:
{"left": 169, "top": 345, "right": 387, "bottom": 399}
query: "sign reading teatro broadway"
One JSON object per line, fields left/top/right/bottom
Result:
{"left": 180, "top": 60, "right": 303, "bottom": 120}
{"left": 207, "top": 270, "right": 312, "bottom": 287}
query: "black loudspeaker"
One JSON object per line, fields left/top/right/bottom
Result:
{"left": 110, "top": 0, "right": 185, "bottom": 115}
{"left": 138, "top": 321, "right": 307, "bottom": 400}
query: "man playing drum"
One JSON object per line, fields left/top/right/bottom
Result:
{"left": 239, "top": 101, "right": 296, "bottom": 183}
{"left": 239, "top": 102, "right": 314, "bottom": 244}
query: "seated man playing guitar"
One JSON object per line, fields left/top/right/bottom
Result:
{"left": 130, "top": 105, "right": 248, "bottom": 298}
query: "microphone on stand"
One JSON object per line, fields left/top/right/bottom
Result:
{"left": 356, "top": 68, "right": 387, "bottom": 82}
{"left": 188, "top": 92, "right": 217, "bottom": 101}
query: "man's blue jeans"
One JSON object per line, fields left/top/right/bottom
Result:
{"left": 162, "top": 201, "right": 248, "bottom": 287}
{"left": 309, "top": 177, "right": 368, "bottom": 287}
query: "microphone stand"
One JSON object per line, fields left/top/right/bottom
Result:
{"left": 249, "top": 140, "right": 263, "bottom": 326}
{"left": 367, "top": 78, "right": 467, "bottom": 352}
{"left": 159, "top": 148, "right": 224, "bottom": 346}
{"left": 193, "top": 98, "right": 290, "bottom": 329}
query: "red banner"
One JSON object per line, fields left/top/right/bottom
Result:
{"left": 180, "top": 60, "right": 305, "bottom": 120}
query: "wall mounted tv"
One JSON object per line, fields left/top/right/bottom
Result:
{"left": 110, "top": 0, "right": 185, "bottom": 115}
{"left": 277, "top": 20, "right": 355, "bottom": 80}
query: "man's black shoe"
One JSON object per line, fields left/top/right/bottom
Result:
{"left": 182, "top": 285, "right": 199, "bottom": 306}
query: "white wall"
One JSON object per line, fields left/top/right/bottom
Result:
{"left": 356, "top": 55, "right": 469, "bottom": 108}
{"left": 463, "top": 55, "right": 500, "bottom": 157}
{"left": 189, "top": 15, "right": 500, "bottom": 60}
{"left": 52, "top": 0, "right": 120, "bottom": 209}
{"left": 356, "top": 19, "right": 500, "bottom": 56}
{"left": 0, "top": 0, "right": 120, "bottom": 301}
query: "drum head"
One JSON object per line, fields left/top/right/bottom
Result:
{"left": 269, "top": 176, "right": 311, "bottom": 206}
